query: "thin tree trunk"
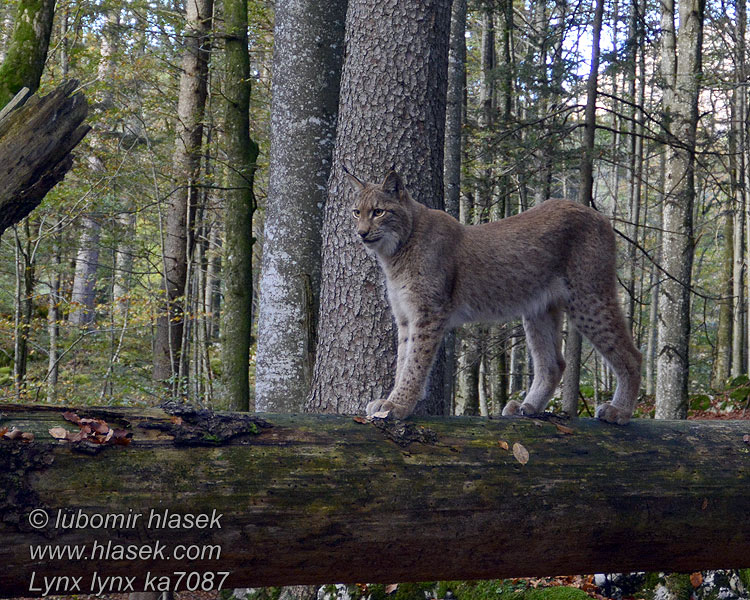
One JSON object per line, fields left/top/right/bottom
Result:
{"left": 47, "top": 220, "right": 62, "bottom": 402}
{"left": 13, "top": 222, "right": 35, "bottom": 398}
{"left": 561, "top": 0, "right": 604, "bottom": 416}
{"left": 205, "top": 221, "right": 221, "bottom": 340}
{"left": 254, "top": 0, "right": 346, "bottom": 413}
{"left": 713, "top": 203, "right": 734, "bottom": 387}
{"left": 734, "top": 0, "right": 748, "bottom": 378}
{"left": 623, "top": 0, "right": 641, "bottom": 331}
{"left": 69, "top": 212, "right": 101, "bottom": 327}
{"left": 112, "top": 210, "right": 136, "bottom": 321}
{"left": 655, "top": 0, "right": 704, "bottom": 420}
{"left": 455, "top": 332, "right": 480, "bottom": 415}
{"left": 220, "top": 0, "right": 258, "bottom": 411}
{"left": 153, "top": 0, "right": 213, "bottom": 387}
{"left": 444, "top": 0, "right": 466, "bottom": 221}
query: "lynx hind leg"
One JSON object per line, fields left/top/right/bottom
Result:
{"left": 567, "top": 293, "right": 641, "bottom": 425}
{"left": 503, "top": 306, "right": 565, "bottom": 417}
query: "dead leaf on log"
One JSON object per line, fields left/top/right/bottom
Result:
{"left": 170, "top": 416, "right": 183, "bottom": 425}
{"left": 62, "top": 411, "right": 81, "bottom": 424}
{"left": 352, "top": 416, "right": 368, "bottom": 424}
{"left": 743, "top": 434, "right": 749, "bottom": 445}
{"left": 49, "top": 427, "right": 69, "bottom": 440}
{"left": 4, "top": 427, "right": 23, "bottom": 440}
{"left": 66, "top": 430, "right": 87, "bottom": 442}
{"left": 497, "top": 440, "right": 509, "bottom": 451}
{"left": 555, "top": 423, "right": 575, "bottom": 435}
{"left": 513, "top": 442, "right": 529, "bottom": 465}
{"left": 690, "top": 572, "right": 703, "bottom": 587}
{"left": 21, "top": 432, "right": 34, "bottom": 442}
{"left": 112, "top": 429, "right": 132, "bottom": 445}
{"left": 0, "top": 427, "right": 7, "bottom": 437}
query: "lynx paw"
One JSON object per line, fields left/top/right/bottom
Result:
{"left": 366, "top": 399, "right": 412, "bottom": 420}
{"left": 502, "top": 400, "right": 537, "bottom": 417}
{"left": 595, "top": 402, "right": 632, "bottom": 425}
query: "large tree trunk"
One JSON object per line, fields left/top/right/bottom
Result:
{"left": 254, "top": 0, "right": 346, "bottom": 413}
{"left": 1, "top": 405, "right": 750, "bottom": 596}
{"left": 0, "top": 0, "right": 56, "bottom": 107}
{"left": 307, "top": 0, "right": 451, "bottom": 416}
{"left": 655, "top": 0, "right": 704, "bottom": 420}
{"left": 69, "top": 8, "right": 120, "bottom": 328}
{"left": 220, "top": 0, "right": 259, "bottom": 411}
{"left": 0, "top": 81, "right": 89, "bottom": 237}
{"left": 153, "top": 0, "right": 214, "bottom": 387}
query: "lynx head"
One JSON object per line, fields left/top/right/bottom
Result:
{"left": 345, "top": 168, "right": 415, "bottom": 258}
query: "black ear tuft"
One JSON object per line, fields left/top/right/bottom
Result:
{"left": 381, "top": 171, "right": 405, "bottom": 198}
{"left": 343, "top": 164, "right": 366, "bottom": 191}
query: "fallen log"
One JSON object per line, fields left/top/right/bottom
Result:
{"left": 1, "top": 404, "right": 749, "bottom": 597}
{"left": 0, "top": 80, "right": 90, "bottom": 237}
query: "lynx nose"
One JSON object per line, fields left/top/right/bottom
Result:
{"left": 358, "top": 229, "right": 369, "bottom": 240}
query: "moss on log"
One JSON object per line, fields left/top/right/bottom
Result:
{"left": 1, "top": 404, "right": 749, "bottom": 596}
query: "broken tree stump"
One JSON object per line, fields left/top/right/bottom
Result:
{"left": 1, "top": 404, "right": 749, "bottom": 596}
{"left": 0, "top": 80, "right": 90, "bottom": 237}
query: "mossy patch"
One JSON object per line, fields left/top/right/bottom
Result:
{"left": 521, "top": 588, "right": 590, "bottom": 600}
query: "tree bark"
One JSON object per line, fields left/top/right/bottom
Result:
{"left": 112, "top": 210, "right": 136, "bottom": 321}
{"left": 153, "top": 0, "right": 214, "bottom": 386}
{"left": 307, "top": 0, "right": 451, "bottom": 416}
{"left": 220, "top": 0, "right": 259, "bottom": 411}
{"left": 712, "top": 203, "right": 734, "bottom": 388}
{"left": 0, "top": 0, "right": 56, "bottom": 107}
{"left": 254, "top": 0, "right": 346, "bottom": 413}
{"left": 0, "top": 81, "right": 89, "bottom": 238}
{"left": 13, "top": 220, "right": 36, "bottom": 398}
{"left": 733, "top": 0, "right": 747, "bottom": 377}
{"left": 443, "top": 0, "right": 466, "bottom": 222}
{"left": 655, "top": 0, "right": 705, "bottom": 420}
{"left": 69, "top": 212, "right": 101, "bottom": 327}
{"left": 1, "top": 405, "right": 750, "bottom": 596}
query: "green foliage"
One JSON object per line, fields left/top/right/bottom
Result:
{"left": 435, "top": 580, "right": 589, "bottom": 600}
{"left": 689, "top": 394, "right": 711, "bottom": 412}
{"left": 639, "top": 573, "right": 693, "bottom": 600}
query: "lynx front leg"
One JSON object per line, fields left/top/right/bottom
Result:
{"left": 366, "top": 317, "right": 446, "bottom": 419}
{"left": 503, "top": 306, "right": 565, "bottom": 417}
{"left": 394, "top": 318, "right": 409, "bottom": 389}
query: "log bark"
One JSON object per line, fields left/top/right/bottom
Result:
{"left": 0, "top": 80, "right": 90, "bottom": 237}
{"left": 1, "top": 405, "right": 750, "bottom": 596}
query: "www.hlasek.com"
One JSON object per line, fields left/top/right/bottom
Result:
{"left": 27, "top": 508, "right": 230, "bottom": 596}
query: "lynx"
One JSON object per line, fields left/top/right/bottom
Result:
{"left": 347, "top": 169, "right": 641, "bottom": 425}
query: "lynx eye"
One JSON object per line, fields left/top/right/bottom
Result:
{"left": 372, "top": 208, "right": 386, "bottom": 218}
{"left": 352, "top": 209, "right": 360, "bottom": 218}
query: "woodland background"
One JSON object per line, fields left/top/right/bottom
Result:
{"left": 1, "top": 0, "right": 749, "bottom": 424}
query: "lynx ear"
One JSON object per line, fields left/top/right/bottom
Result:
{"left": 342, "top": 164, "right": 366, "bottom": 192}
{"left": 381, "top": 171, "right": 405, "bottom": 199}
